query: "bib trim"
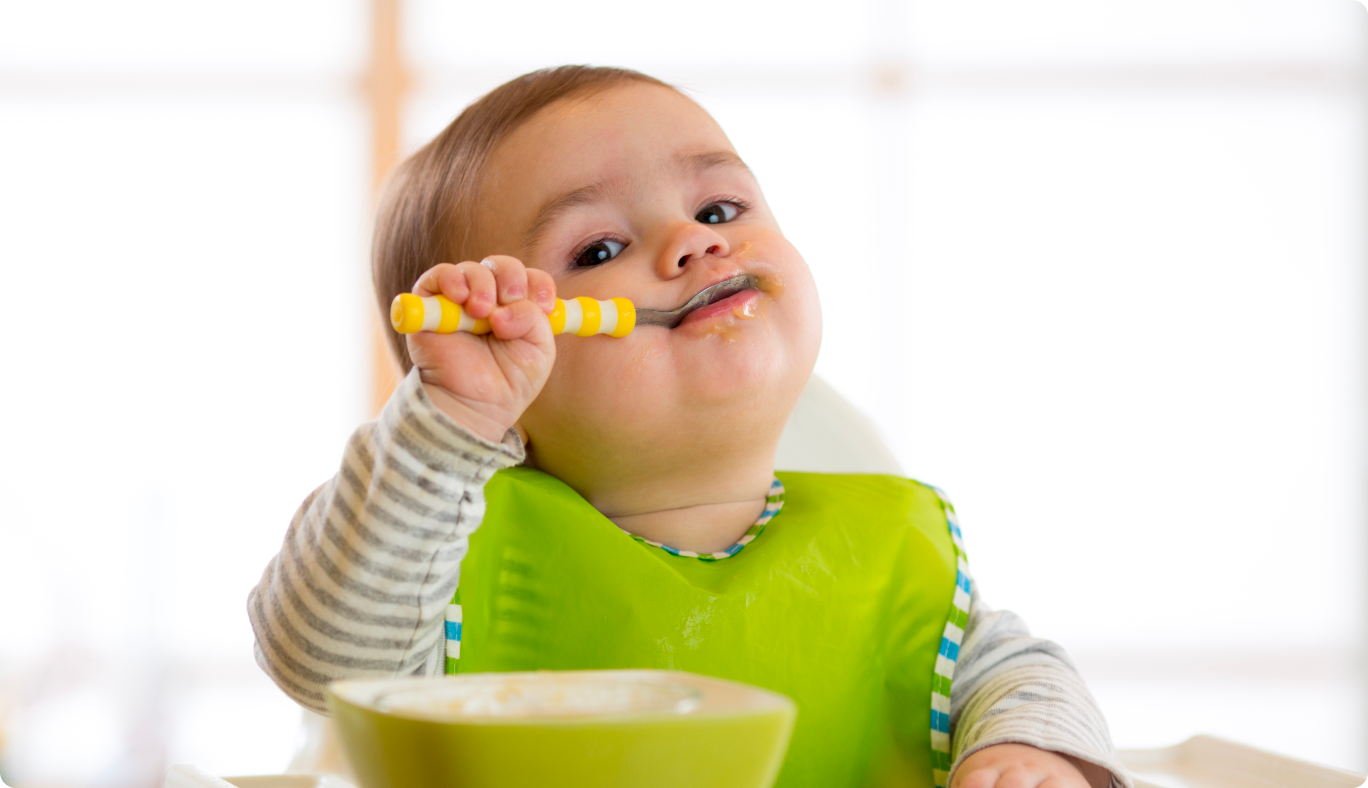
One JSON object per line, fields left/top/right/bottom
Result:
{"left": 624, "top": 478, "right": 786, "bottom": 562}
{"left": 928, "top": 485, "right": 973, "bottom": 788}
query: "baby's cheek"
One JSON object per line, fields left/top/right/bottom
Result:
{"left": 772, "top": 271, "right": 823, "bottom": 366}
{"left": 628, "top": 343, "right": 666, "bottom": 376}
{"left": 547, "top": 336, "right": 661, "bottom": 411}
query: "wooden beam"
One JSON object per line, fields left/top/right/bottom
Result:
{"left": 362, "top": 0, "right": 411, "bottom": 415}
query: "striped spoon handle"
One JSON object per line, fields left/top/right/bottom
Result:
{"left": 391, "top": 293, "right": 636, "bottom": 337}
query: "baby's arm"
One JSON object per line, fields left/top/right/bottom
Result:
{"left": 249, "top": 256, "right": 557, "bottom": 713}
{"left": 949, "top": 589, "right": 1131, "bottom": 788}
{"left": 247, "top": 371, "right": 524, "bottom": 712}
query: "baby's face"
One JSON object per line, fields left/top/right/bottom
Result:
{"left": 475, "top": 83, "right": 821, "bottom": 509}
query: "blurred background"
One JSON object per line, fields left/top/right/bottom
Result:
{"left": 1, "top": 0, "right": 1365, "bottom": 785}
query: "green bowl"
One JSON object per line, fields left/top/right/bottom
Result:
{"left": 328, "top": 669, "right": 797, "bottom": 788}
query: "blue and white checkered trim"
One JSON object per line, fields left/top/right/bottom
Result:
{"left": 626, "top": 478, "right": 785, "bottom": 562}
{"left": 444, "top": 602, "right": 462, "bottom": 674}
{"left": 928, "top": 485, "right": 972, "bottom": 788}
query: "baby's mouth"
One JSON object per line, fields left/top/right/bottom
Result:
{"left": 634, "top": 274, "right": 761, "bottom": 329}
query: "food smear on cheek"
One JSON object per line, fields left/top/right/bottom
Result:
{"left": 627, "top": 342, "right": 666, "bottom": 376}
{"left": 756, "top": 269, "right": 784, "bottom": 299}
{"left": 740, "top": 269, "right": 785, "bottom": 325}
{"left": 700, "top": 320, "right": 745, "bottom": 343}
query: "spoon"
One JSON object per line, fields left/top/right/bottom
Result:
{"left": 391, "top": 274, "right": 761, "bottom": 337}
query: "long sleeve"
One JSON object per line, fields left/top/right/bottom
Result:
{"left": 247, "top": 368, "right": 524, "bottom": 713}
{"left": 949, "top": 587, "right": 1132, "bottom": 788}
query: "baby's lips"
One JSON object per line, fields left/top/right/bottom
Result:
{"left": 679, "top": 287, "right": 761, "bottom": 328}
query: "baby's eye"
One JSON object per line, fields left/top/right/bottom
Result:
{"left": 573, "top": 239, "right": 625, "bottom": 268}
{"left": 696, "top": 202, "right": 739, "bottom": 225}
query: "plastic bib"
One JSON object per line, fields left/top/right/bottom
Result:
{"left": 448, "top": 468, "right": 967, "bottom": 788}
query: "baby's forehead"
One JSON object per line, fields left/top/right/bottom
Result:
{"left": 477, "top": 85, "right": 746, "bottom": 241}
{"left": 498, "top": 84, "right": 735, "bottom": 177}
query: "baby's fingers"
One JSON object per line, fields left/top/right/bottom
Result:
{"left": 995, "top": 770, "right": 1046, "bottom": 788}
{"left": 414, "top": 261, "right": 496, "bottom": 317}
{"left": 526, "top": 267, "right": 557, "bottom": 314}
{"left": 490, "top": 298, "right": 555, "bottom": 345}
{"left": 957, "top": 769, "right": 1002, "bottom": 788}
{"left": 413, "top": 263, "right": 462, "bottom": 300}
{"left": 481, "top": 255, "right": 530, "bottom": 305}
{"left": 957, "top": 768, "right": 1047, "bottom": 788}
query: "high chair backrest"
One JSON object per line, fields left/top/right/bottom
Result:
{"left": 775, "top": 375, "right": 902, "bottom": 475}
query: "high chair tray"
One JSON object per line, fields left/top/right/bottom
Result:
{"left": 1119, "top": 735, "right": 1364, "bottom": 788}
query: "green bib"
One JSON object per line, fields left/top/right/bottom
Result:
{"left": 446, "top": 468, "right": 971, "bottom": 788}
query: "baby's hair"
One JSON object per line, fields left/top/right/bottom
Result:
{"left": 372, "top": 65, "right": 673, "bottom": 372}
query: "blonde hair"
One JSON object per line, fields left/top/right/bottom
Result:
{"left": 372, "top": 65, "right": 672, "bottom": 372}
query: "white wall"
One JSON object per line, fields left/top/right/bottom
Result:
{"left": 0, "top": 2, "right": 371, "bottom": 784}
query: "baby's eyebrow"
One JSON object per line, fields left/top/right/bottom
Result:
{"left": 523, "top": 179, "right": 620, "bottom": 252}
{"left": 675, "top": 149, "right": 752, "bottom": 177}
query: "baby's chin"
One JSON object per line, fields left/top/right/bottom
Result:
{"left": 665, "top": 307, "right": 812, "bottom": 405}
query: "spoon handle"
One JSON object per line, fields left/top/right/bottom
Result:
{"left": 391, "top": 293, "right": 636, "bottom": 337}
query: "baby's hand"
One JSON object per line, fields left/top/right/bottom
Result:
{"left": 953, "top": 743, "right": 1110, "bottom": 788}
{"left": 406, "top": 256, "right": 557, "bottom": 443}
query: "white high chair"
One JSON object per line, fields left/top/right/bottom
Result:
{"left": 160, "top": 376, "right": 1365, "bottom": 788}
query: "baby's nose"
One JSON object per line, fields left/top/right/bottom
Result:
{"left": 678, "top": 244, "right": 722, "bottom": 268}
{"left": 657, "top": 222, "right": 730, "bottom": 278}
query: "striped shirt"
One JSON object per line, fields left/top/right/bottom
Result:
{"left": 248, "top": 369, "right": 1130, "bottom": 788}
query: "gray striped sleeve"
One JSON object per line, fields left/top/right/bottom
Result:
{"left": 248, "top": 368, "right": 524, "bottom": 713}
{"left": 950, "top": 589, "right": 1133, "bottom": 788}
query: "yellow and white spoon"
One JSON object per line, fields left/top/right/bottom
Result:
{"left": 391, "top": 275, "right": 759, "bottom": 338}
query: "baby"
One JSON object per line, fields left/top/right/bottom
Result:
{"left": 250, "top": 66, "right": 1126, "bottom": 788}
